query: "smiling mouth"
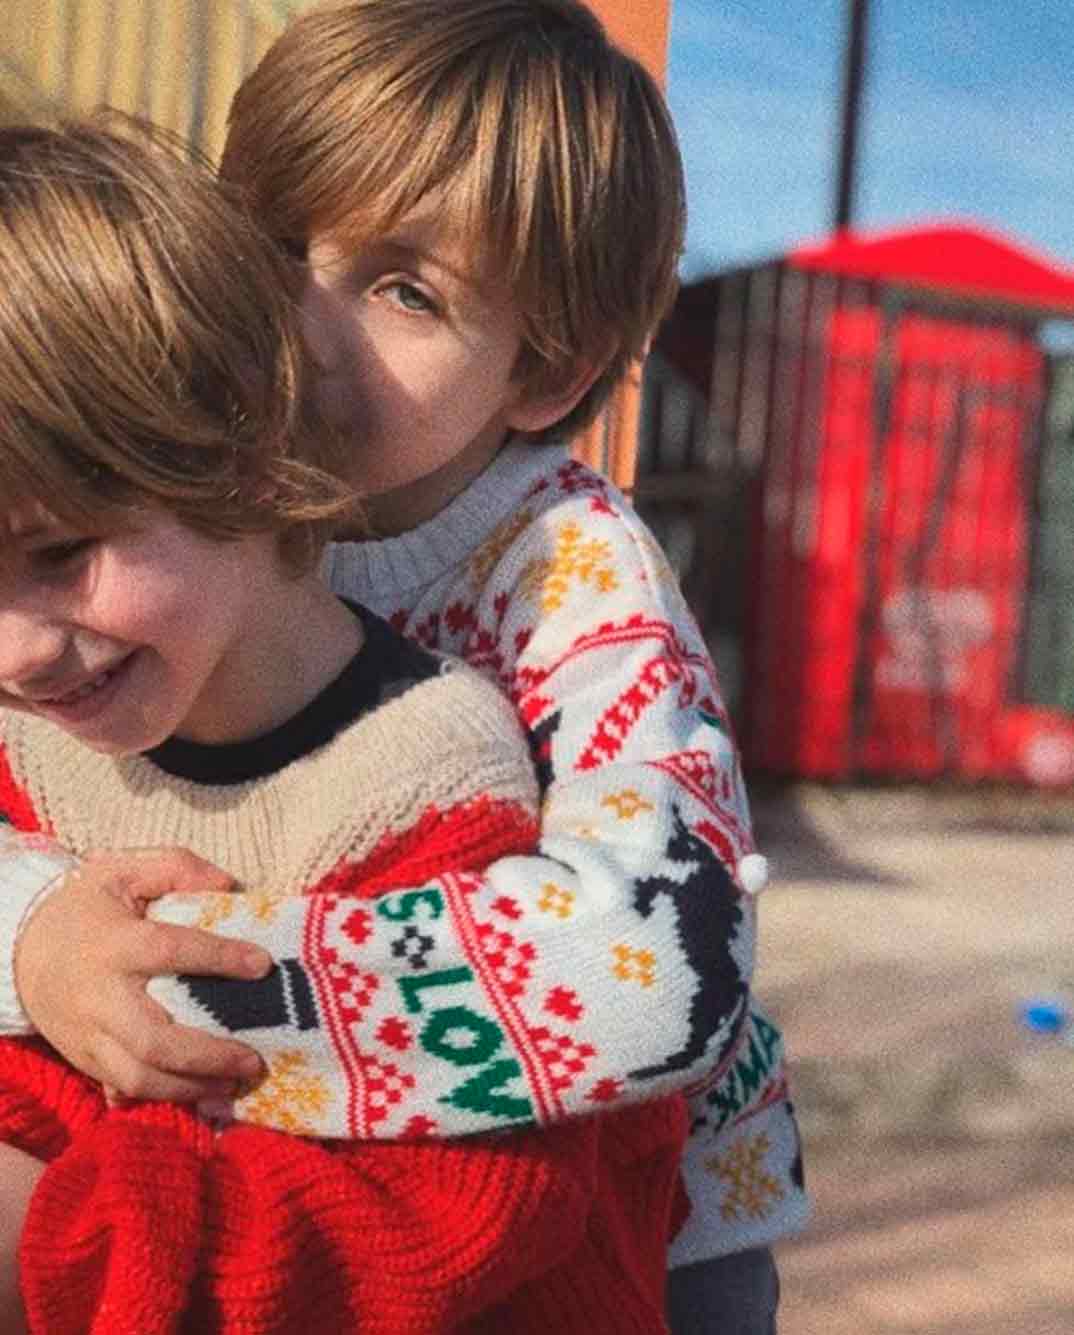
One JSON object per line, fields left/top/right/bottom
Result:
{"left": 38, "top": 661, "right": 127, "bottom": 706}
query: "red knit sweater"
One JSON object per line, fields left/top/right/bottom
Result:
{"left": 0, "top": 752, "right": 687, "bottom": 1334}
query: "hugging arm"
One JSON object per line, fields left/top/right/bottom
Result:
{"left": 0, "top": 829, "right": 270, "bottom": 1100}
{"left": 1, "top": 491, "right": 758, "bottom": 1142}
{"left": 148, "top": 492, "right": 758, "bottom": 1140}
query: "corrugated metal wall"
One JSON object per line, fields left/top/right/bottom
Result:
{"left": 1024, "top": 355, "right": 1074, "bottom": 714}
{"left": 0, "top": 0, "right": 308, "bottom": 159}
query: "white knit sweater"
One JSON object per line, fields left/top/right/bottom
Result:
{"left": 321, "top": 444, "right": 809, "bottom": 1264}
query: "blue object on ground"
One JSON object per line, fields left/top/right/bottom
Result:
{"left": 1020, "top": 998, "right": 1072, "bottom": 1036}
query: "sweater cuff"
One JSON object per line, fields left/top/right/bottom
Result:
{"left": 0, "top": 829, "right": 78, "bottom": 1034}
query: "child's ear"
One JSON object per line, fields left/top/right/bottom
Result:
{"left": 506, "top": 359, "right": 608, "bottom": 435}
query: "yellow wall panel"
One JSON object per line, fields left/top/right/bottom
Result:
{"left": 145, "top": 0, "right": 197, "bottom": 140}
{"left": 27, "top": 0, "right": 70, "bottom": 106}
{"left": 65, "top": 0, "right": 109, "bottom": 111}
{"left": 0, "top": 0, "right": 315, "bottom": 157}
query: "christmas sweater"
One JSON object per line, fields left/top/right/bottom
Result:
{"left": 0, "top": 446, "right": 809, "bottom": 1263}
{"left": 0, "top": 608, "right": 687, "bottom": 1333}
{"left": 319, "top": 445, "right": 809, "bottom": 1264}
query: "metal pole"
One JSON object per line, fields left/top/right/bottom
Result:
{"left": 834, "top": 0, "right": 869, "bottom": 232}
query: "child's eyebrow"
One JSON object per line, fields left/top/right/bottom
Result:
{"left": 370, "top": 214, "right": 487, "bottom": 286}
{"left": 367, "top": 237, "right": 461, "bottom": 280}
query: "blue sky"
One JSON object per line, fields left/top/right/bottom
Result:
{"left": 667, "top": 0, "right": 1074, "bottom": 279}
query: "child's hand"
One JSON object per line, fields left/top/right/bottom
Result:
{"left": 14, "top": 848, "right": 270, "bottom": 1102}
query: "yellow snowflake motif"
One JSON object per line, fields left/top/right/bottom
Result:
{"left": 538, "top": 882, "right": 575, "bottom": 919}
{"left": 706, "top": 1133, "right": 784, "bottom": 1222}
{"left": 238, "top": 1050, "right": 331, "bottom": 1137}
{"left": 469, "top": 507, "right": 535, "bottom": 587}
{"left": 611, "top": 944, "right": 656, "bottom": 988}
{"left": 601, "top": 789, "right": 655, "bottom": 820}
{"left": 520, "top": 519, "right": 618, "bottom": 613}
{"left": 194, "top": 888, "right": 288, "bottom": 932}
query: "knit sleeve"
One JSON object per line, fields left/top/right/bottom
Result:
{"left": 147, "top": 478, "right": 758, "bottom": 1142}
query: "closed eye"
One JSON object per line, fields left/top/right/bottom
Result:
{"left": 30, "top": 538, "right": 96, "bottom": 575}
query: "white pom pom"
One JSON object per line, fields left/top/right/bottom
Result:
{"left": 737, "top": 853, "right": 769, "bottom": 896}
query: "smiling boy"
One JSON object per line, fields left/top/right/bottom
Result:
{"left": 0, "top": 506, "right": 361, "bottom": 749}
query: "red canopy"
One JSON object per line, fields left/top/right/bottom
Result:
{"left": 789, "top": 222, "right": 1074, "bottom": 315}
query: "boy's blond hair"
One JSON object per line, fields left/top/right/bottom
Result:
{"left": 221, "top": 0, "right": 686, "bottom": 439}
{"left": 0, "top": 119, "right": 358, "bottom": 571}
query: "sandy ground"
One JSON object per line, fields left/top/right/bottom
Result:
{"left": 750, "top": 784, "right": 1074, "bottom": 1335}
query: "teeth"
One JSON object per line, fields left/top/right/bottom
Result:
{"left": 53, "top": 669, "right": 114, "bottom": 705}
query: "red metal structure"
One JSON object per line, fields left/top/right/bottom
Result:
{"left": 646, "top": 222, "right": 1074, "bottom": 785}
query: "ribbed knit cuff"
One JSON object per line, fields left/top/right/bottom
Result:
{"left": 0, "top": 829, "right": 78, "bottom": 1034}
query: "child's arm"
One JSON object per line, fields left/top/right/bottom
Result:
{"left": 0, "top": 1143, "right": 40, "bottom": 1335}
{"left": 0, "top": 713, "right": 679, "bottom": 1331}
{"left": 1, "top": 832, "right": 271, "bottom": 1100}
{"left": 145, "top": 481, "right": 759, "bottom": 1141}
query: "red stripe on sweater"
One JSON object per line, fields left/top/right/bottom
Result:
{"left": 0, "top": 745, "right": 43, "bottom": 833}
{"left": 304, "top": 895, "right": 373, "bottom": 1138}
{"left": 527, "top": 615, "right": 713, "bottom": 692}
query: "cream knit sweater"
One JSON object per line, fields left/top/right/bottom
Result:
{"left": 1, "top": 659, "right": 535, "bottom": 890}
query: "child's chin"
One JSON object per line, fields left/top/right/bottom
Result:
{"left": 70, "top": 712, "right": 173, "bottom": 757}
{"left": 78, "top": 731, "right": 161, "bottom": 758}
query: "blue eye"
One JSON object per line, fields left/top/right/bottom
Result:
{"left": 387, "top": 282, "right": 435, "bottom": 313}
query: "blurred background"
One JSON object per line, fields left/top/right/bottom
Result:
{"left": 646, "top": 0, "right": 1074, "bottom": 799}
{"left": 656, "top": 7, "right": 1074, "bottom": 1331}
{"left": 4, "top": 2, "right": 1074, "bottom": 1330}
